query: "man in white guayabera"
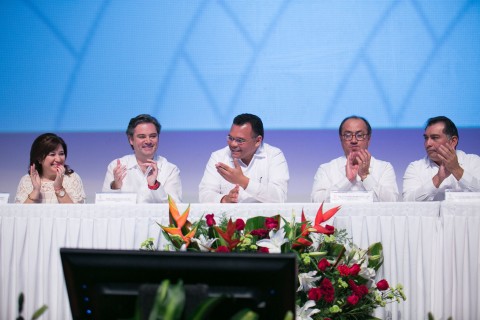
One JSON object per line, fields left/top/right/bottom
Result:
{"left": 403, "top": 116, "right": 480, "bottom": 201}
{"left": 311, "top": 115, "right": 399, "bottom": 203}
{"left": 199, "top": 113, "right": 289, "bottom": 203}
{"left": 102, "top": 114, "right": 182, "bottom": 203}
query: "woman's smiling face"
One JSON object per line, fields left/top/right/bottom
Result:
{"left": 40, "top": 144, "right": 65, "bottom": 179}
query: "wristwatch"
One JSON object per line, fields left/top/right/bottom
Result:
{"left": 55, "top": 188, "right": 66, "bottom": 198}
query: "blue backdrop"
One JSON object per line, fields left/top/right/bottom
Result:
{"left": 1, "top": 0, "right": 479, "bottom": 132}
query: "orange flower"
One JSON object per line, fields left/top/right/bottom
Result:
{"left": 159, "top": 196, "right": 197, "bottom": 247}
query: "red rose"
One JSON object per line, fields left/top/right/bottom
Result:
{"left": 318, "top": 258, "right": 331, "bottom": 272}
{"left": 319, "top": 278, "right": 335, "bottom": 303}
{"left": 308, "top": 287, "right": 322, "bottom": 301}
{"left": 216, "top": 246, "right": 230, "bottom": 252}
{"left": 325, "top": 224, "right": 335, "bottom": 232}
{"left": 235, "top": 219, "right": 245, "bottom": 231}
{"left": 251, "top": 229, "right": 269, "bottom": 238}
{"left": 348, "top": 279, "right": 368, "bottom": 298}
{"left": 349, "top": 264, "right": 361, "bottom": 276}
{"left": 357, "top": 285, "right": 368, "bottom": 297}
{"left": 258, "top": 247, "right": 269, "bottom": 253}
{"left": 205, "top": 214, "right": 216, "bottom": 227}
{"left": 323, "top": 293, "right": 335, "bottom": 303}
{"left": 347, "top": 294, "right": 359, "bottom": 305}
{"left": 353, "top": 284, "right": 368, "bottom": 298}
{"left": 337, "top": 265, "right": 350, "bottom": 277}
{"left": 348, "top": 279, "right": 357, "bottom": 288}
{"left": 376, "top": 279, "right": 389, "bottom": 291}
{"left": 265, "top": 217, "right": 278, "bottom": 230}
{"left": 320, "top": 278, "right": 333, "bottom": 289}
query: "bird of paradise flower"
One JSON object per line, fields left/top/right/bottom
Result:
{"left": 158, "top": 196, "right": 199, "bottom": 248}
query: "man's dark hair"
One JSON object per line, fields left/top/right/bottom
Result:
{"left": 126, "top": 114, "right": 161, "bottom": 150}
{"left": 338, "top": 115, "right": 372, "bottom": 136}
{"left": 425, "top": 116, "right": 459, "bottom": 140}
{"left": 233, "top": 113, "right": 264, "bottom": 138}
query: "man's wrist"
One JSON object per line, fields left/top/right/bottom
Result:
{"left": 110, "top": 181, "right": 120, "bottom": 190}
{"left": 239, "top": 177, "right": 249, "bottom": 190}
{"left": 451, "top": 167, "right": 464, "bottom": 181}
{"left": 432, "top": 174, "right": 442, "bottom": 188}
{"left": 148, "top": 180, "right": 160, "bottom": 190}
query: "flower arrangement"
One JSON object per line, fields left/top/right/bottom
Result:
{"left": 141, "top": 197, "right": 406, "bottom": 320}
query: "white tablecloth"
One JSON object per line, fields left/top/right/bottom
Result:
{"left": 439, "top": 201, "right": 480, "bottom": 320}
{"left": 0, "top": 202, "right": 476, "bottom": 319}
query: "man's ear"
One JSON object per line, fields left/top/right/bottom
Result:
{"left": 255, "top": 135, "right": 263, "bottom": 147}
{"left": 450, "top": 136, "right": 459, "bottom": 149}
{"left": 127, "top": 135, "right": 134, "bottom": 149}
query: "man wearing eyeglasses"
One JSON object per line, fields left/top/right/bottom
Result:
{"left": 403, "top": 116, "right": 480, "bottom": 201}
{"left": 199, "top": 113, "right": 289, "bottom": 203}
{"left": 311, "top": 115, "right": 399, "bottom": 202}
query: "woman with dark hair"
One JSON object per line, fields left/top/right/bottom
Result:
{"left": 15, "top": 133, "right": 86, "bottom": 203}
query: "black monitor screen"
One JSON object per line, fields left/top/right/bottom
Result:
{"left": 60, "top": 248, "right": 297, "bottom": 320}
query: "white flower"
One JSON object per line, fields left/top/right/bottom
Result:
{"left": 309, "top": 232, "right": 323, "bottom": 249}
{"left": 297, "top": 271, "right": 320, "bottom": 292}
{"left": 359, "top": 265, "right": 376, "bottom": 281}
{"left": 191, "top": 234, "right": 217, "bottom": 252}
{"left": 256, "top": 228, "right": 289, "bottom": 253}
{"left": 346, "top": 244, "right": 368, "bottom": 264}
{"left": 346, "top": 244, "right": 376, "bottom": 281}
{"left": 296, "top": 300, "right": 320, "bottom": 320}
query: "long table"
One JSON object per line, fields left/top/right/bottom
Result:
{"left": 0, "top": 202, "right": 478, "bottom": 319}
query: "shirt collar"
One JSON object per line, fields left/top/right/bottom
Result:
{"left": 232, "top": 143, "right": 265, "bottom": 166}
{"left": 126, "top": 154, "right": 157, "bottom": 170}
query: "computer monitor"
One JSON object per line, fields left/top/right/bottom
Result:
{"left": 60, "top": 248, "right": 297, "bottom": 320}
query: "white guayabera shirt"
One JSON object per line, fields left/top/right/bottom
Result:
{"left": 199, "top": 143, "right": 289, "bottom": 203}
{"left": 102, "top": 154, "right": 182, "bottom": 203}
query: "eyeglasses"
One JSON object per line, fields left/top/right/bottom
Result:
{"left": 227, "top": 135, "right": 256, "bottom": 145}
{"left": 342, "top": 132, "right": 369, "bottom": 141}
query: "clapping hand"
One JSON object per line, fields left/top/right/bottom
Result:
{"left": 346, "top": 149, "right": 371, "bottom": 181}
{"left": 216, "top": 159, "right": 249, "bottom": 189}
{"left": 53, "top": 164, "right": 66, "bottom": 191}
{"left": 29, "top": 164, "right": 41, "bottom": 191}
{"left": 111, "top": 159, "right": 127, "bottom": 189}
{"left": 221, "top": 185, "right": 240, "bottom": 203}
{"left": 142, "top": 159, "right": 159, "bottom": 187}
{"left": 433, "top": 143, "right": 463, "bottom": 186}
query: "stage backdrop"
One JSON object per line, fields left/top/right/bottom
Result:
{"left": 1, "top": 1, "right": 479, "bottom": 202}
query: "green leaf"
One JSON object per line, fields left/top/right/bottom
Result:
{"left": 329, "top": 243, "right": 345, "bottom": 257}
{"left": 148, "top": 280, "right": 185, "bottom": 320}
{"left": 31, "top": 305, "right": 48, "bottom": 320}
{"left": 244, "top": 216, "right": 267, "bottom": 232}
{"left": 368, "top": 242, "right": 384, "bottom": 270}
{"left": 282, "top": 311, "right": 294, "bottom": 320}
{"left": 18, "top": 293, "right": 25, "bottom": 314}
{"left": 188, "top": 296, "right": 226, "bottom": 320}
{"left": 368, "top": 242, "right": 383, "bottom": 256}
{"left": 229, "top": 308, "right": 259, "bottom": 320}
